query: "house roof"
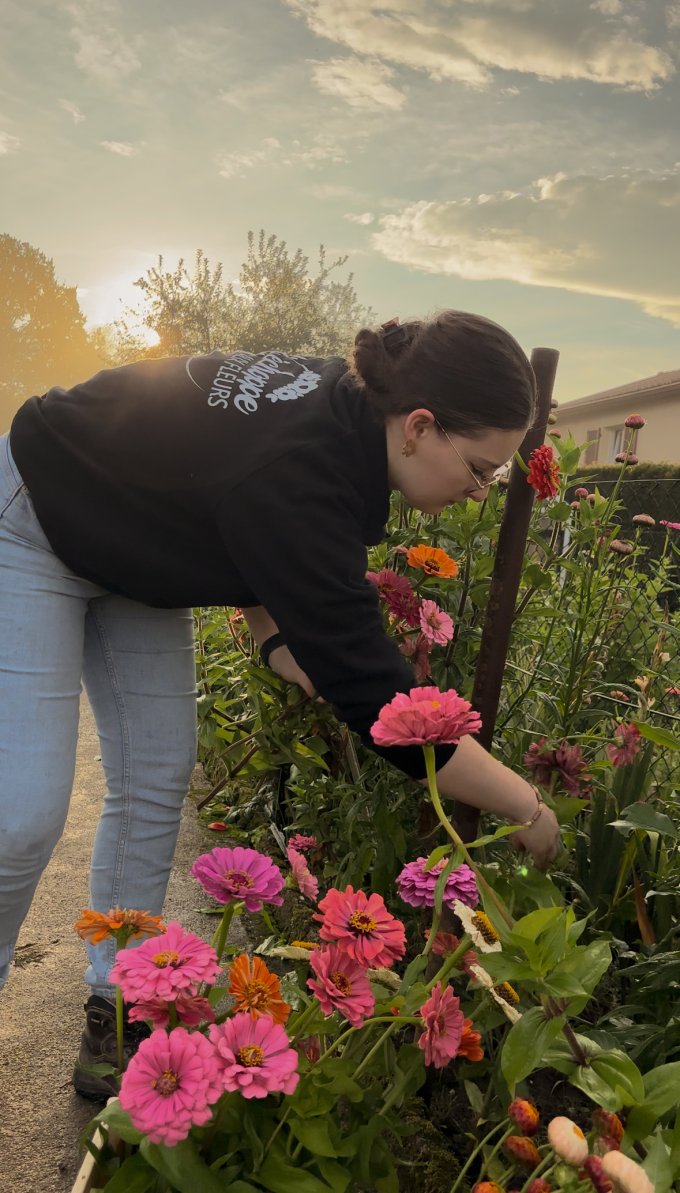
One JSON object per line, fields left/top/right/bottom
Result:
{"left": 559, "top": 368, "right": 680, "bottom": 413}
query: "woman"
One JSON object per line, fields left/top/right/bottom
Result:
{"left": 0, "top": 309, "right": 560, "bottom": 1095}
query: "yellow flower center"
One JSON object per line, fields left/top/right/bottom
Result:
{"left": 225, "top": 870, "right": 255, "bottom": 889}
{"left": 331, "top": 972, "right": 352, "bottom": 996}
{"left": 239, "top": 980, "right": 272, "bottom": 1011}
{"left": 348, "top": 911, "right": 377, "bottom": 934}
{"left": 291, "top": 940, "right": 317, "bottom": 949}
{"left": 152, "top": 949, "right": 181, "bottom": 968}
{"left": 472, "top": 912, "right": 500, "bottom": 945}
{"left": 237, "top": 1044, "right": 264, "bottom": 1067}
{"left": 152, "top": 1069, "right": 179, "bottom": 1096}
{"left": 496, "top": 981, "right": 520, "bottom": 1006}
{"left": 572, "top": 1124, "right": 586, "bottom": 1140}
{"left": 430, "top": 700, "right": 441, "bottom": 709}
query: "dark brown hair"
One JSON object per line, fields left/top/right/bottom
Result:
{"left": 348, "top": 310, "right": 537, "bottom": 437}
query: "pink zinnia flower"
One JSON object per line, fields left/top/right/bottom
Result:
{"left": 625, "top": 414, "right": 646, "bottom": 429}
{"left": 417, "top": 981, "right": 465, "bottom": 1068}
{"left": 606, "top": 721, "right": 641, "bottom": 767}
{"left": 419, "top": 599, "right": 454, "bottom": 646}
{"left": 191, "top": 846, "right": 284, "bottom": 911}
{"left": 660, "top": 519, "right": 680, "bottom": 531}
{"left": 118, "top": 1027, "right": 222, "bottom": 1145}
{"left": 209, "top": 1012, "right": 299, "bottom": 1099}
{"left": 110, "top": 922, "right": 221, "bottom": 1002}
{"left": 127, "top": 994, "right": 215, "bottom": 1028}
{"left": 524, "top": 738, "right": 590, "bottom": 796}
{"left": 287, "top": 846, "right": 319, "bottom": 902}
{"left": 399, "top": 633, "right": 432, "bottom": 682}
{"left": 314, "top": 885, "right": 406, "bottom": 967}
{"left": 289, "top": 834, "right": 318, "bottom": 852}
{"left": 307, "top": 944, "right": 375, "bottom": 1028}
{"left": 574, "top": 487, "right": 590, "bottom": 499}
{"left": 397, "top": 858, "right": 478, "bottom": 910}
{"left": 370, "top": 686, "right": 482, "bottom": 748}
{"left": 367, "top": 568, "right": 421, "bottom": 627}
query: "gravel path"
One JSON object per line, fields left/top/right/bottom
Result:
{"left": 0, "top": 695, "right": 236, "bottom": 1192}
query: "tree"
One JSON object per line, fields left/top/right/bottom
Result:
{"left": 106, "top": 231, "right": 374, "bottom": 364}
{"left": 0, "top": 235, "right": 102, "bottom": 428}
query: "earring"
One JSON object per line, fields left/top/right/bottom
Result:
{"left": 401, "top": 440, "right": 415, "bottom": 457}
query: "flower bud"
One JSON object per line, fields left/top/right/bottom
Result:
{"left": 473, "top": 1184, "right": 506, "bottom": 1193}
{"left": 614, "top": 452, "right": 639, "bottom": 465}
{"left": 624, "top": 414, "right": 646, "bottom": 429}
{"left": 601, "top": 1150, "right": 654, "bottom": 1193}
{"left": 508, "top": 1098, "right": 540, "bottom": 1135}
{"left": 547, "top": 1116, "right": 589, "bottom": 1166}
{"left": 609, "top": 539, "right": 634, "bottom": 556}
{"left": 575, "top": 487, "right": 590, "bottom": 498}
{"left": 504, "top": 1136, "right": 542, "bottom": 1169}
{"left": 631, "top": 513, "right": 655, "bottom": 526}
{"left": 592, "top": 1109, "right": 624, "bottom": 1144}
{"left": 594, "top": 1135, "right": 622, "bottom": 1155}
{"left": 582, "top": 1155, "right": 613, "bottom": 1192}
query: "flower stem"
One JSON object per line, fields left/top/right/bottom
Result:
{"left": 114, "top": 985, "right": 124, "bottom": 1075}
{"left": 211, "top": 902, "right": 236, "bottom": 967}
{"left": 517, "top": 1154, "right": 555, "bottom": 1191}
{"left": 449, "top": 1121, "right": 510, "bottom": 1193}
{"left": 424, "top": 745, "right": 514, "bottom": 929}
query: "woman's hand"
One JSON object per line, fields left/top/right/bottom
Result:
{"left": 267, "top": 644, "right": 324, "bottom": 703}
{"left": 511, "top": 802, "right": 562, "bottom": 871}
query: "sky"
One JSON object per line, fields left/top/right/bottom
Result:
{"left": 2, "top": 0, "right": 680, "bottom": 402}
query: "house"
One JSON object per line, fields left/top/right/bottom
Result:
{"left": 556, "top": 369, "right": 680, "bottom": 464}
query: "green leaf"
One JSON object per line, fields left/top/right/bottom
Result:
{"left": 140, "top": 1137, "right": 227, "bottom": 1193}
{"left": 636, "top": 722, "right": 680, "bottom": 750}
{"left": 642, "top": 1062, "right": 680, "bottom": 1117}
{"left": 257, "top": 1145, "right": 335, "bottom": 1193}
{"left": 501, "top": 1007, "right": 565, "bottom": 1090}
{"left": 511, "top": 906, "right": 565, "bottom": 941}
{"left": 547, "top": 501, "right": 573, "bottom": 522}
{"left": 316, "top": 1157, "right": 352, "bottom": 1193}
{"left": 586, "top": 1050, "right": 646, "bottom": 1108}
{"left": 93, "top": 1101, "right": 146, "bottom": 1146}
{"left": 423, "top": 844, "right": 451, "bottom": 870}
{"left": 610, "top": 804, "right": 678, "bottom": 839}
{"left": 291, "top": 1116, "right": 340, "bottom": 1158}
{"left": 102, "top": 1153, "right": 157, "bottom": 1193}
{"left": 642, "top": 1132, "right": 674, "bottom": 1193}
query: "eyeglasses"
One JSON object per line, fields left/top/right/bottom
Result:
{"left": 435, "top": 420, "right": 508, "bottom": 490}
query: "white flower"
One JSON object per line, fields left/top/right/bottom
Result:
{"left": 453, "top": 901, "right": 502, "bottom": 952}
{"left": 547, "top": 1116, "right": 589, "bottom": 1166}
{"left": 468, "top": 964, "right": 522, "bottom": 1023}
{"left": 601, "top": 1151, "right": 654, "bottom": 1193}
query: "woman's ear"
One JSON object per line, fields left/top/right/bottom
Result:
{"left": 403, "top": 408, "right": 436, "bottom": 441}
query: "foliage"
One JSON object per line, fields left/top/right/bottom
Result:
{"left": 104, "top": 231, "right": 374, "bottom": 363}
{"left": 0, "top": 233, "right": 102, "bottom": 419}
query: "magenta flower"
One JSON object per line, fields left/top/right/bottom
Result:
{"left": 419, "top": 599, "right": 454, "bottom": 646}
{"left": 289, "top": 834, "right": 318, "bottom": 852}
{"left": 370, "top": 686, "right": 482, "bottom": 748}
{"left": 625, "top": 413, "right": 646, "bottom": 429}
{"left": 191, "top": 846, "right": 284, "bottom": 911}
{"left": 367, "top": 568, "right": 421, "bottom": 627}
{"left": 127, "top": 994, "right": 215, "bottom": 1028}
{"left": 110, "top": 922, "right": 221, "bottom": 1002}
{"left": 524, "top": 738, "right": 590, "bottom": 796}
{"left": 287, "top": 846, "right": 319, "bottom": 902}
{"left": 417, "top": 982, "right": 465, "bottom": 1068}
{"left": 209, "top": 1012, "right": 299, "bottom": 1099}
{"left": 399, "top": 633, "right": 433, "bottom": 682}
{"left": 606, "top": 721, "right": 641, "bottom": 767}
{"left": 396, "top": 858, "right": 478, "bottom": 910}
{"left": 314, "top": 885, "right": 406, "bottom": 967}
{"left": 307, "top": 944, "right": 375, "bottom": 1028}
{"left": 660, "top": 520, "right": 680, "bottom": 531}
{"left": 118, "top": 1027, "right": 222, "bottom": 1145}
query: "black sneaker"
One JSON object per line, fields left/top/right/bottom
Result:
{"left": 72, "top": 994, "right": 150, "bottom": 1100}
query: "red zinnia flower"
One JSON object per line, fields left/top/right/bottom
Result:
{"left": 371, "top": 686, "right": 482, "bottom": 747}
{"left": 526, "top": 445, "right": 560, "bottom": 499}
{"left": 367, "top": 568, "right": 421, "bottom": 627}
{"left": 314, "top": 885, "right": 406, "bottom": 967}
{"left": 458, "top": 1017, "right": 484, "bottom": 1061}
{"left": 524, "top": 738, "right": 590, "bottom": 796}
{"left": 582, "top": 1155, "right": 613, "bottom": 1192}
{"left": 307, "top": 944, "right": 375, "bottom": 1028}
{"left": 417, "top": 981, "right": 465, "bottom": 1068}
{"left": 399, "top": 632, "right": 433, "bottom": 682}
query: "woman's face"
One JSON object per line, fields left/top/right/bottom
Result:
{"left": 386, "top": 409, "right": 527, "bottom": 515}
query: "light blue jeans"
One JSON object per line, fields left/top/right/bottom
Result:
{"left": 0, "top": 433, "right": 198, "bottom": 997}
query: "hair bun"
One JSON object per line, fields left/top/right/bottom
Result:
{"left": 352, "top": 327, "right": 390, "bottom": 393}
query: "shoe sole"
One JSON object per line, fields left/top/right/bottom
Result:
{"left": 72, "top": 1066, "right": 119, "bottom": 1101}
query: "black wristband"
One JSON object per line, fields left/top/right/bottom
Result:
{"left": 260, "top": 632, "right": 286, "bottom": 667}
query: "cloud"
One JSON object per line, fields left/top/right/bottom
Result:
{"left": 100, "top": 140, "right": 139, "bottom": 156}
{"left": 310, "top": 55, "right": 405, "bottom": 109}
{"left": 371, "top": 167, "right": 680, "bottom": 326}
{"left": 216, "top": 135, "right": 347, "bottom": 178}
{"left": 59, "top": 99, "right": 86, "bottom": 124}
{"left": 284, "top": 0, "right": 674, "bottom": 91}
{"left": 67, "top": 1, "right": 141, "bottom": 83}
{"left": 0, "top": 130, "right": 21, "bottom": 154}
{"left": 344, "top": 211, "right": 375, "bottom": 224}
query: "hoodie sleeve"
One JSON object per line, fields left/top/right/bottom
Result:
{"left": 219, "top": 442, "right": 455, "bottom": 779}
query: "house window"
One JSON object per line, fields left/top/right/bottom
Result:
{"left": 584, "top": 429, "right": 600, "bottom": 464}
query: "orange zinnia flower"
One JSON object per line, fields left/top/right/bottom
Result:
{"left": 458, "top": 1017, "right": 484, "bottom": 1062}
{"left": 228, "top": 953, "right": 291, "bottom": 1025}
{"left": 74, "top": 907, "right": 166, "bottom": 945}
{"left": 406, "top": 544, "right": 459, "bottom": 578}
